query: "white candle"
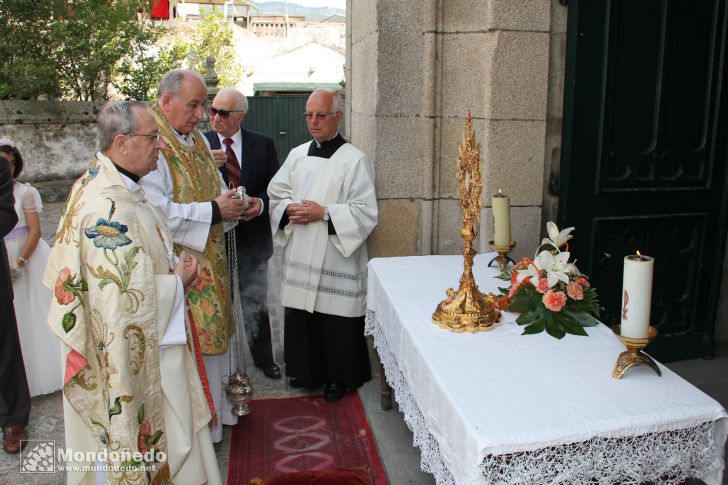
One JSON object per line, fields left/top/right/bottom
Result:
{"left": 492, "top": 190, "right": 511, "bottom": 247}
{"left": 620, "top": 253, "right": 654, "bottom": 339}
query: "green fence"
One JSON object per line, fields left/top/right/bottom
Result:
{"left": 244, "top": 96, "right": 310, "bottom": 164}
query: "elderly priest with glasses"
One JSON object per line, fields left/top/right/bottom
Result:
{"left": 268, "top": 88, "right": 378, "bottom": 402}
{"left": 44, "top": 100, "right": 221, "bottom": 485}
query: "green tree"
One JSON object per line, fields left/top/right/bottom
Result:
{"left": 49, "top": 0, "right": 149, "bottom": 100}
{"left": 114, "top": 23, "right": 186, "bottom": 101}
{"left": 0, "top": 0, "right": 61, "bottom": 99}
{"left": 174, "top": 11, "right": 245, "bottom": 88}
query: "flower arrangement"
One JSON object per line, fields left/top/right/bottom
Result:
{"left": 497, "top": 222, "right": 600, "bottom": 339}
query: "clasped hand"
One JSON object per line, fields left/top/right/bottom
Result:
{"left": 286, "top": 200, "right": 324, "bottom": 225}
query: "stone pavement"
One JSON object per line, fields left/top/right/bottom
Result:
{"left": 0, "top": 202, "right": 725, "bottom": 484}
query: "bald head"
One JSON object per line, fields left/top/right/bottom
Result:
{"left": 305, "top": 88, "right": 343, "bottom": 142}
{"left": 210, "top": 87, "right": 248, "bottom": 138}
{"left": 157, "top": 69, "right": 207, "bottom": 134}
{"left": 216, "top": 87, "right": 248, "bottom": 112}
{"left": 157, "top": 69, "right": 206, "bottom": 100}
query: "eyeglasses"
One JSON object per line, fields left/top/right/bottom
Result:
{"left": 303, "top": 111, "right": 339, "bottom": 120}
{"left": 125, "top": 132, "right": 161, "bottom": 143}
{"left": 209, "top": 107, "right": 245, "bottom": 119}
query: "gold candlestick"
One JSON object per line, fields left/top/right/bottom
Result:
{"left": 612, "top": 326, "right": 661, "bottom": 379}
{"left": 488, "top": 240, "right": 517, "bottom": 273}
{"left": 432, "top": 113, "right": 501, "bottom": 332}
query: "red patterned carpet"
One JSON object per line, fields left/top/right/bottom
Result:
{"left": 227, "top": 392, "right": 387, "bottom": 484}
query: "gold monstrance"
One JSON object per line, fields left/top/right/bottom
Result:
{"left": 432, "top": 113, "right": 502, "bottom": 332}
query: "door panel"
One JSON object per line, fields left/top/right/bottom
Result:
{"left": 559, "top": 0, "right": 728, "bottom": 361}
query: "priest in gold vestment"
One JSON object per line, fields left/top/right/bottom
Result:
{"left": 44, "top": 101, "right": 222, "bottom": 485}
{"left": 140, "top": 69, "right": 246, "bottom": 442}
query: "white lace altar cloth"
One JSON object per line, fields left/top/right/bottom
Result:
{"left": 365, "top": 254, "right": 728, "bottom": 485}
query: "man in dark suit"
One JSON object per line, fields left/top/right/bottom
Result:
{"left": 204, "top": 87, "right": 281, "bottom": 379}
{"left": 0, "top": 154, "right": 31, "bottom": 453}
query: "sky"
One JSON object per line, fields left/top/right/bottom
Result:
{"left": 258, "top": 0, "right": 346, "bottom": 9}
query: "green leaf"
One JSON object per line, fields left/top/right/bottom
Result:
{"left": 564, "top": 310, "right": 600, "bottom": 327}
{"left": 508, "top": 286, "right": 540, "bottom": 313}
{"left": 120, "top": 460, "right": 140, "bottom": 470}
{"left": 123, "top": 246, "right": 142, "bottom": 273}
{"left": 109, "top": 397, "right": 123, "bottom": 418}
{"left": 516, "top": 311, "right": 538, "bottom": 326}
{"left": 137, "top": 404, "right": 144, "bottom": 424}
{"left": 147, "top": 430, "right": 163, "bottom": 446}
{"left": 557, "top": 313, "right": 589, "bottom": 336}
{"left": 62, "top": 312, "right": 77, "bottom": 332}
{"left": 521, "top": 320, "right": 545, "bottom": 335}
{"left": 544, "top": 314, "right": 566, "bottom": 339}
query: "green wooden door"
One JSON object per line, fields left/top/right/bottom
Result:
{"left": 559, "top": 0, "right": 728, "bottom": 361}
{"left": 244, "top": 96, "right": 310, "bottom": 164}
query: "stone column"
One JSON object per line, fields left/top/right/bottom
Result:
{"left": 201, "top": 55, "right": 220, "bottom": 132}
{"left": 348, "top": 0, "right": 554, "bottom": 260}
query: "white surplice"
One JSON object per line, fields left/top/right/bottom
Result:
{"left": 268, "top": 142, "right": 378, "bottom": 317}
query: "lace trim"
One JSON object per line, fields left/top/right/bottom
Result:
{"left": 480, "top": 421, "right": 721, "bottom": 484}
{"left": 366, "top": 309, "right": 457, "bottom": 484}
{"left": 366, "top": 309, "right": 724, "bottom": 485}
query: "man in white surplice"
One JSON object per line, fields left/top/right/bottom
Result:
{"left": 44, "top": 101, "right": 221, "bottom": 485}
{"left": 268, "top": 88, "right": 378, "bottom": 403}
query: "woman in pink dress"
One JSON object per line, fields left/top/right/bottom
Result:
{"left": 1, "top": 142, "right": 61, "bottom": 396}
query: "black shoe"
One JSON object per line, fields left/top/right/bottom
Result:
{"left": 324, "top": 381, "right": 346, "bottom": 402}
{"left": 288, "top": 378, "right": 305, "bottom": 388}
{"left": 260, "top": 364, "right": 281, "bottom": 379}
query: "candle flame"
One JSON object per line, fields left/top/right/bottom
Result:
{"left": 497, "top": 188, "right": 502, "bottom": 194}
{"left": 636, "top": 250, "right": 642, "bottom": 257}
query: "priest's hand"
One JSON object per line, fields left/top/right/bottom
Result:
{"left": 241, "top": 197, "right": 262, "bottom": 221}
{"left": 174, "top": 250, "right": 201, "bottom": 291}
{"left": 287, "top": 200, "right": 324, "bottom": 225}
{"left": 217, "top": 189, "right": 245, "bottom": 220}
{"left": 211, "top": 149, "right": 226, "bottom": 168}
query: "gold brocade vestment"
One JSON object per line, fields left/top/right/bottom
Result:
{"left": 152, "top": 105, "right": 232, "bottom": 355}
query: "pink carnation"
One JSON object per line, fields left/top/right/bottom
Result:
{"left": 576, "top": 276, "right": 590, "bottom": 288}
{"left": 536, "top": 278, "right": 549, "bottom": 293}
{"left": 54, "top": 267, "right": 75, "bottom": 305}
{"left": 567, "top": 281, "right": 584, "bottom": 300}
{"left": 542, "top": 290, "right": 567, "bottom": 312}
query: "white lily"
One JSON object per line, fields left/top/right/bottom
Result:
{"left": 541, "top": 221, "right": 575, "bottom": 250}
{"left": 515, "top": 263, "right": 541, "bottom": 285}
{"left": 533, "top": 250, "right": 573, "bottom": 289}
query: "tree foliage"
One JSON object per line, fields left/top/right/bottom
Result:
{"left": 0, "top": 1, "right": 61, "bottom": 99}
{"left": 177, "top": 11, "right": 245, "bottom": 88}
{"left": 1, "top": 3, "right": 242, "bottom": 101}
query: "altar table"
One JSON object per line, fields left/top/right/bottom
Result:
{"left": 365, "top": 254, "right": 728, "bottom": 485}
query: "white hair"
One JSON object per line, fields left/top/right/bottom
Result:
{"left": 157, "top": 69, "right": 206, "bottom": 100}
{"left": 216, "top": 87, "right": 248, "bottom": 113}
{"left": 97, "top": 100, "right": 149, "bottom": 151}
{"left": 311, "top": 88, "right": 343, "bottom": 113}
